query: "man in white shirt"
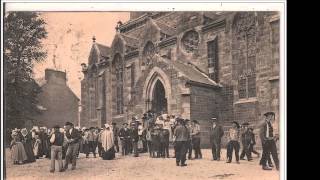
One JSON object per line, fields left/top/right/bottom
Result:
{"left": 63, "top": 122, "right": 80, "bottom": 171}
{"left": 49, "top": 125, "right": 64, "bottom": 173}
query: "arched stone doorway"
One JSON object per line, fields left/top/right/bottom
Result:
{"left": 151, "top": 80, "right": 167, "bottom": 115}
{"left": 143, "top": 67, "right": 172, "bottom": 116}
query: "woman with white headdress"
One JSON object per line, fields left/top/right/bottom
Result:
{"left": 10, "top": 129, "right": 28, "bottom": 164}
{"left": 21, "top": 128, "right": 36, "bottom": 163}
{"left": 101, "top": 124, "right": 115, "bottom": 160}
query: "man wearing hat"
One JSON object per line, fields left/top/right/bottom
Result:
{"left": 259, "top": 112, "right": 279, "bottom": 170}
{"left": 131, "top": 121, "right": 140, "bottom": 157}
{"left": 39, "top": 127, "right": 50, "bottom": 158}
{"left": 151, "top": 122, "right": 161, "bottom": 158}
{"left": 248, "top": 127, "right": 260, "bottom": 158}
{"left": 191, "top": 120, "right": 202, "bottom": 159}
{"left": 86, "top": 127, "right": 97, "bottom": 158}
{"left": 226, "top": 121, "right": 241, "bottom": 163}
{"left": 119, "top": 122, "right": 130, "bottom": 155}
{"left": 159, "top": 121, "right": 170, "bottom": 158}
{"left": 209, "top": 117, "right": 224, "bottom": 161}
{"left": 184, "top": 119, "right": 193, "bottom": 160}
{"left": 173, "top": 118, "right": 189, "bottom": 166}
{"left": 63, "top": 122, "right": 81, "bottom": 171}
{"left": 112, "top": 122, "right": 120, "bottom": 152}
{"left": 96, "top": 127, "right": 104, "bottom": 157}
{"left": 49, "top": 125, "right": 64, "bottom": 173}
{"left": 240, "top": 122, "right": 253, "bottom": 161}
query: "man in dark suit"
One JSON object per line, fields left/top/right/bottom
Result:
{"left": 191, "top": 120, "right": 202, "bottom": 159}
{"left": 112, "top": 122, "right": 120, "bottom": 152}
{"left": 63, "top": 122, "right": 81, "bottom": 171}
{"left": 159, "top": 122, "right": 170, "bottom": 158}
{"left": 209, "top": 118, "right": 224, "bottom": 161}
{"left": 259, "top": 112, "right": 279, "bottom": 170}
{"left": 174, "top": 118, "right": 189, "bottom": 167}
{"left": 248, "top": 128, "right": 260, "bottom": 157}
{"left": 131, "top": 122, "right": 139, "bottom": 157}
{"left": 119, "top": 123, "right": 130, "bottom": 155}
{"left": 185, "top": 119, "right": 193, "bottom": 160}
{"left": 240, "top": 122, "right": 253, "bottom": 161}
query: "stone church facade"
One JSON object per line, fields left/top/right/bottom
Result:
{"left": 80, "top": 12, "right": 280, "bottom": 146}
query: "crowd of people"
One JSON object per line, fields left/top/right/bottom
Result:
{"left": 8, "top": 111, "right": 280, "bottom": 173}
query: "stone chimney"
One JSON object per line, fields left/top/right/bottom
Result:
{"left": 45, "top": 69, "right": 67, "bottom": 84}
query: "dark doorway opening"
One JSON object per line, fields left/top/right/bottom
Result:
{"left": 151, "top": 80, "right": 167, "bottom": 116}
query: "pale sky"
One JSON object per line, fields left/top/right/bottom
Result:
{"left": 34, "top": 12, "right": 130, "bottom": 98}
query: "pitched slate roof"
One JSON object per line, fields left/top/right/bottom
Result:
{"left": 96, "top": 43, "right": 111, "bottom": 58}
{"left": 120, "top": 34, "right": 139, "bottom": 48}
{"left": 171, "top": 60, "right": 220, "bottom": 87}
{"left": 158, "top": 57, "right": 221, "bottom": 87}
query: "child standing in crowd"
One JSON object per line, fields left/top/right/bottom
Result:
{"left": 226, "top": 121, "right": 241, "bottom": 164}
{"left": 33, "top": 132, "right": 42, "bottom": 159}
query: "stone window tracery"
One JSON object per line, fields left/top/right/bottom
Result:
{"left": 142, "top": 41, "right": 155, "bottom": 66}
{"left": 181, "top": 30, "right": 199, "bottom": 53}
{"left": 233, "top": 12, "right": 257, "bottom": 99}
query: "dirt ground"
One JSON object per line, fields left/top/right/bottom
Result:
{"left": 4, "top": 148, "right": 279, "bottom": 180}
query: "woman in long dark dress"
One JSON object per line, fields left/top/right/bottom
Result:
{"left": 101, "top": 124, "right": 115, "bottom": 160}
{"left": 21, "top": 128, "right": 36, "bottom": 163}
{"left": 10, "top": 130, "right": 28, "bottom": 165}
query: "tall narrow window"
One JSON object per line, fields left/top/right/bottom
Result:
{"left": 114, "top": 54, "right": 124, "bottom": 114}
{"left": 207, "top": 38, "right": 219, "bottom": 82}
{"left": 270, "top": 18, "right": 280, "bottom": 76}
{"left": 131, "top": 63, "right": 135, "bottom": 89}
{"left": 233, "top": 12, "right": 257, "bottom": 99}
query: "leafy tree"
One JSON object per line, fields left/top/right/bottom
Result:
{"left": 4, "top": 12, "right": 48, "bottom": 129}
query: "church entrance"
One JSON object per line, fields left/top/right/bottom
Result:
{"left": 151, "top": 80, "right": 167, "bottom": 116}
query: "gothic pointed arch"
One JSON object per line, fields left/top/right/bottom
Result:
{"left": 143, "top": 67, "right": 172, "bottom": 114}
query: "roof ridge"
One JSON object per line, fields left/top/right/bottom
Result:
{"left": 121, "top": 33, "right": 139, "bottom": 40}
{"left": 158, "top": 57, "right": 220, "bottom": 87}
{"left": 96, "top": 43, "right": 110, "bottom": 48}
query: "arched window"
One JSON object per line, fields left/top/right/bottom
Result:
{"left": 232, "top": 12, "right": 257, "bottom": 99}
{"left": 142, "top": 41, "right": 155, "bottom": 66}
{"left": 113, "top": 54, "right": 124, "bottom": 114}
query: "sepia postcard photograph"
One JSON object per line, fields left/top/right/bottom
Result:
{"left": 1, "top": 1, "right": 287, "bottom": 180}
